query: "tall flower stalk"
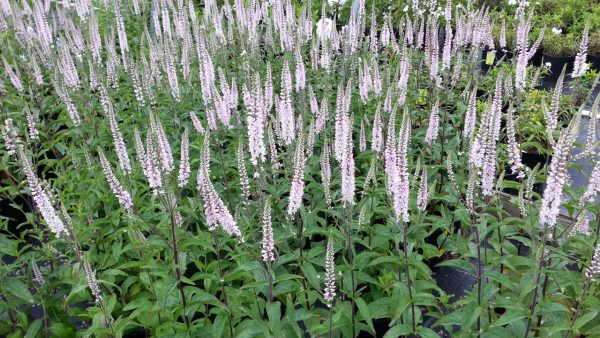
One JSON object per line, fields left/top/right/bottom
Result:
{"left": 98, "top": 148, "right": 134, "bottom": 213}
{"left": 526, "top": 113, "right": 581, "bottom": 337}
{"left": 261, "top": 199, "right": 275, "bottom": 302}
{"left": 566, "top": 244, "right": 600, "bottom": 338}
{"left": 386, "top": 108, "right": 416, "bottom": 332}
{"left": 324, "top": 236, "right": 336, "bottom": 338}
{"left": 572, "top": 21, "right": 589, "bottom": 78}
{"left": 16, "top": 146, "right": 67, "bottom": 238}
{"left": 287, "top": 127, "right": 306, "bottom": 216}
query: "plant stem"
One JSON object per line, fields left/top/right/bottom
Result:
{"left": 212, "top": 232, "right": 234, "bottom": 338}
{"left": 368, "top": 194, "right": 375, "bottom": 248}
{"left": 170, "top": 211, "right": 190, "bottom": 329}
{"left": 99, "top": 301, "right": 117, "bottom": 338}
{"left": 474, "top": 222, "right": 483, "bottom": 337}
{"left": 557, "top": 201, "right": 590, "bottom": 239}
{"left": 40, "top": 293, "right": 49, "bottom": 337}
{"left": 266, "top": 262, "right": 273, "bottom": 303}
{"left": 567, "top": 212, "right": 599, "bottom": 337}
{"left": 2, "top": 295, "right": 18, "bottom": 332}
{"left": 217, "top": 140, "right": 235, "bottom": 214}
{"left": 294, "top": 212, "right": 312, "bottom": 312}
{"left": 565, "top": 280, "right": 590, "bottom": 338}
{"left": 400, "top": 222, "right": 416, "bottom": 333}
{"left": 296, "top": 212, "right": 304, "bottom": 264}
{"left": 524, "top": 230, "right": 549, "bottom": 338}
{"left": 328, "top": 306, "right": 333, "bottom": 338}
{"left": 344, "top": 206, "right": 356, "bottom": 338}
{"left": 535, "top": 226, "right": 558, "bottom": 330}
{"left": 592, "top": 216, "right": 600, "bottom": 256}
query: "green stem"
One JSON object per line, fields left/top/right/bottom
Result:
{"left": 344, "top": 206, "right": 356, "bottom": 338}
{"left": 398, "top": 221, "right": 416, "bottom": 333}
{"left": 213, "top": 232, "right": 234, "bottom": 338}
{"left": 524, "top": 230, "right": 549, "bottom": 338}
{"left": 565, "top": 280, "right": 591, "bottom": 338}
{"left": 328, "top": 306, "right": 333, "bottom": 338}
{"left": 170, "top": 210, "right": 190, "bottom": 329}
{"left": 474, "top": 224, "right": 482, "bottom": 337}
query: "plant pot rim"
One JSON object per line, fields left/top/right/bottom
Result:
{"left": 541, "top": 53, "right": 576, "bottom": 59}
{"left": 521, "top": 148, "right": 552, "bottom": 156}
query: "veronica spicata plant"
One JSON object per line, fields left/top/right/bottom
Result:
{"left": 0, "top": 0, "right": 599, "bottom": 337}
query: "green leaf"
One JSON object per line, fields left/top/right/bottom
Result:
{"left": 418, "top": 327, "right": 441, "bottom": 338}
{"left": 105, "top": 293, "right": 117, "bottom": 314}
{"left": 435, "top": 259, "right": 475, "bottom": 275}
{"left": 50, "top": 323, "right": 75, "bottom": 338}
{"left": 463, "top": 305, "right": 482, "bottom": 330}
{"left": 274, "top": 274, "right": 303, "bottom": 283}
{"left": 3, "top": 279, "right": 34, "bottom": 304}
{"left": 301, "top": 262, "right": 320, "bottom": 291}
{"left": 240, "top": 280, "right": 269, "bottom": 289}
{"left": 6, "top": 331, "right": 23, "bottom": 338}
{"left": 355, "top": 297, "right": 375, "bottom": 335}
{"left": 369, "top": 255, "right": 403, "bottom": 267}
{"left": 288, "top": 307, "right": 312, "bottom": 321}
{"left": 574, "top": 311, "right": 597, "bottom": 330}
{"left": 493, "top": 309, "right": 527, "bottom": 327}
{"left": 122, "top": 297, "right": 152, "bottom": 311}
{"left": 212, "top": 313, "right": 227, "bottom": 338}
{"left": 236, "top": 323, "right": 264, "bottom": 338}
{"left": 26, "top": 319, "right": 42, "bottom": 338}
{"left": 383, "top": 324, "right": 412, "bottom": 338}
{"left": 266, "top": 301, "right": 282, "bottom": 334}
{"left": 390, "top": 293, "right": 410, "bottom": 327}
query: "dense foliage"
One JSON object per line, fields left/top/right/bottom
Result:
{"left": 1, "top": 0, "right": 599, "bottom": 337}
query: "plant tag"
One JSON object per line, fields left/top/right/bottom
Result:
{"left": 417, "top": 88, "right": 427, "bottom": 105}
{"left": 485, "top": 51, "right": 495, "bottom": 65}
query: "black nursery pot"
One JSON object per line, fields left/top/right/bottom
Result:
{"left": 528, "top": 48, "right": 543, "bottom": 67}
{"left": 502, "top": 153, "right": 551, "bottom": 198}
{"left": 495, "top": 49, "right": 513, "bottom": 63}
{"left": 480, "top": 49, "right": 514, "bottom": 73}
{"left": 588, "top": 54, "right": 600, "bottom": 72}
{"left": 521, "top": 150, "right": 550, "bottom": 170}
{"left": 542, "top": 54, "right": 575, "bottom": 83}
{"left": 521, "top": 151, "right": 551, "bottom": 196}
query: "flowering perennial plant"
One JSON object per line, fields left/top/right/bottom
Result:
{"left": 0, "top": 0, "right": 599, "bottom": 337}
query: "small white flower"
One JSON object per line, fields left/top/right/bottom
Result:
{"left": 545, "top": 62, "right": 552, "bottom": 68}
{"left": 316, "top": 18, "right": 334, "bottom": 40}
{"left": 507, "top": 0, "right": 517, "bottom": 5}
{"left": 551, "top": 27, "right": 562, "bottom": 35}
{"left": 403, "top": 5, "right": 408, "bottom": 12}
{"left": 327, "top": 0, "right": 348, "bottom": 6}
